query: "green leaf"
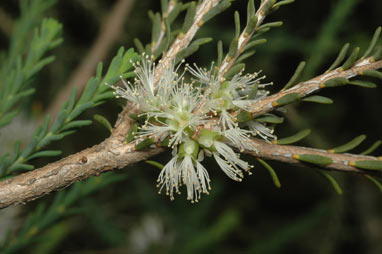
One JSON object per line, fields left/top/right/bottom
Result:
{"left": 0, "top": 110, "right": 19, "bottom": 128}
{"left": 66, "top": 87, "right": 77, "bottom": 112}
{"left": 349, "top": 80, "right": 377, "bottom": 88}
{"left": 236, "top": 111, "right": 253, "bottom": 123}
{"left": 326, "top": 43, "right": 350, "bottom": 72}
{"left": 93, "top": 114, "right": 113, "bottom": 134}
{"left": 181, "top": 2, "right": 196, "bottom": 34}
{"left": 153, "top": 36, "right": 168, "bottom": 59}
{"left": 364, "top": 175, "right": 382, "bottom": 192}
{"left": 262, "top": 0, "right": 277, "bottom": 14}
{"left": 37, "top": 115, "right": 51, "bottom": 140}
{"left": 281, "top": 61, "right": 306, "bottom": 91}
{"left": 244, "top": 15, "right": 258, "bottom": 34}
{"left": 350, "top": 160, "right": 382, "bottom": 170}
{"left": 257, "top": 21, "right": 283, "bottom": 31}
{"left": 201, "top": 0, "right": 232, "bottom": 25}
{"left": 160, "top": 0, "right": 168, "bottom": 14}
{"left": 237, "top": 50, "right": 256, "bottom": 64}
{"left": 93, "top": 91, "right": 115, "bottom": 104}
{"left": 175, "top": 37, "right": 212, "bottom": 63}
{"left": 257, "top": 159, "right": 281, "bottom": 188}
{"left": 341, "top": 47, "right": 360, "bottom": 70}
{"left": 133, "top": 38, "right": 145, "bottom": 54}
{"left": 227, "top": 37, "right": 239, "bottom": 58}
{"left": 67, "top": 102, "right": 94, "bottom": 121}
{"left": 27, "top": 150, "right": 62, "bottom": 160}
{"left": 328, "top": 134, "right": 366, "bottom": 153}
{"left": 61, "top": 120, "right": 93, "bottom": 131}
{"left": 303, "top": 95, "right": 333, "bottom": 104}
{"left": 273, "top": 129, "right": 311, "bottom": 145}
{"left": 372, "top": 45, "right": 382, "bottom": 61}
{"left": 217, "top": 40, "right": 223, "bottom": 66}
{"left": 50, "top": 109, "right": 68, "bottom": 133}
{"left": 318, "top": 171, "right": 343, "bottom": 195}
{"left": 234, "top": 11, "right": 240, "bottom": 38}
{"left": 60, "top": 130, "right": 76, "bottom": 138}
{"left": 12, "top": 141, "right": 21, "bottom": 161}
{"left": 361, "top": 140, "right": 382, "bottom": 155}
{"left": 12, "top": 163, "right": 35, "bottom": 171}
{"left": 129, "top": 113, "right": 146, "bottom": 122}
{"left": 21, "top": 136, "right": 39, "bottom": 158}
{"left": 146, "top": 160, "right": 164, "bottom": 169}
{"left": 77, "top": 78, "right": 99, "bottom": 105}
{"left": 246, "top": 0, "right": 256, "bottom": 22}
{"left": 159, "top": 137, "right": 170, "bottom": 147}
{"left": 28, "top": 56, "right": 56, "bottom": 77}
{"left": 167, "top": 2, "right": 184, "bottom": 25}
{"left": 293, "top": 154, "right": 333, "bottom": 166}
{"left": 224, "top": 63, "right": 245, "bottom": 79}
{"left": 247, "top": 83, "right": 258, "bottom": 100}
{"left": 244, "top": 39, "right": 267, "bottom": 51}
{"left": 135, "top": 138, "right": 155, "bottom": 150}
{"left": 38, "top": 133, "right": 65, "bottom": 148}
{"left": 151, "top": 12, "right": 162, "bottom": 44}
{"left": 362, "top": 26, "right": 381, "bottom": 58}
{"left": 321, "top": 77, "right": 349, "bottom": 88}
{"left": 272, "top": 93, "right": 301, "bottom": 107}
{"left": 126, "top": 123, "right": 138, "bottom": 143}
{"left": 273, "top": 0, "right": 295, "bottom": 8}
{"left": 255, "top": 114, "right": 284, "bottom": 124}
{"left": 361, "top": 69, "right": 382, "bottom": 79}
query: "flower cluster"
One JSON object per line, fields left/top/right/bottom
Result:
{"left": 112, "top": 55, "right": 276, "bottom": 202}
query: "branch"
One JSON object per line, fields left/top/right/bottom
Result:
{"left": 2, "top": 131, "right": 381, "bottom": 209}
{"left": 154, "top": 0, "right": 221, "bottom": 82}
{"left": 247, "top": 58, "right": 382, "bottom": 117}
{"left": 150, "top": 0, "right": 177, "bottom": 55}
{"left": 245, "top": 138, "right": 382, "bottom": 175}
{"left": 0, "top": 105, "right": 163, "bottom": 209}
{"left": 218, "top": 0, "right": 273, "bottom": 78}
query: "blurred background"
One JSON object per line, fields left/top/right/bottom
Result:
{"left": 0, "top": 0, "right": 381, "bottom": 253}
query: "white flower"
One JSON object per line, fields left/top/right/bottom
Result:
{"left": 111, "top": 57, "right": 160, "bottom": 112}
{"left": 213, "top": 140, "right": 252, "bottom": 181}
{"left": 221, "top": 128, "right": 258, "bottom": 152}
{"left": 198, "top": 129, "right": 252, "bottom": 181}
{"left": 140, "top": 78, "right": 206, "bottom": 147}
{"left": 186, "top": 62, "right": 219, "bottom": 86}
{"left": 157, "top": 153, "right": 180, "bottom": 200}
{"left": 246, "top": 121, "right": 276, "bottom": 141}
{"left": 111, "top": 56, "right": 277, "bottom": 202}
{"left": 157, "top": 140, "right": 211, "bottom": 203}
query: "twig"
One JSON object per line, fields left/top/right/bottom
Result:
{"left": 45, "top": 0, "right": 136, "bottom": 120}
{"left": 154, "top": 0, "right": 221, "bottom": 82}
{"left": 218, "top": 0, "right": 273, "bottom": 78}
{"left": 245, "top": 138, "right": 382, "bottom": 175}
{"left": 151, "top": 0, "right": 177, "bottom": 55}
{"left": 0, "top": 104, "right": 163, "bottom": 209}
{"left": 247, "top": 58, "right": 382, "bottom": 117}
{"left": 2, "top": 130, "right": 380, "bottom": 209}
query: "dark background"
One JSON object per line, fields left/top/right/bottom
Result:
{"left": 0, "top": 0, "right": 381, "bottom": 253}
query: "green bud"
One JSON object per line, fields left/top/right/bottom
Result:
{"left": 179, "top": 139, "right": 199, "bottom": 159}
{"left": 198, "top": 129, "right": 221, "bottom": 149}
